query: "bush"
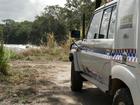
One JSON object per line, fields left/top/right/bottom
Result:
{"left": 47, "top": 33, "right": 57, "bottom": 48}
{"left": 0, "top": 41, "right": 9, "bottom": 75}
{"left": 10, "top": 34, "right": 72, "bottom": 62}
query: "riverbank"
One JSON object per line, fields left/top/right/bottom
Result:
{"left": 4, "top": 44, "right": 38, "bottom": 52}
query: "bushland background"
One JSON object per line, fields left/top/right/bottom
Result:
{"left": 0, "top": 0, "right": 113, "bottom": 105}
{"left": 0, "top": 0, "right": 106, "bottom": 45}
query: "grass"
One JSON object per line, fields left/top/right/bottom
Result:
{"left": 0, "top": 34, "right": 73, "bottom": 104}
{"left": 0, "top": 65, "right": 37, "bottom": 104}
{"left": 0, "top": 33, "right": 72, "bottom": 83}
{"left": 0, "top": 41, "right": 10, "bottom": 75}
{"left": 13, "top": 46, "right": 69, "bottom": 61}
{"left": 10, "top": 34, "right": 73, "bottom": 62}
{"left": 0, "top": 33, "right": 72, "bottom": 82}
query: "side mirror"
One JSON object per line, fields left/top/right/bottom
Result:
{"left": 71, "top": 30, "right": 80, "bottom": 39}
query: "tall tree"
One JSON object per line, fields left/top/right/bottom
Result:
{"left": 15, "top": 21, "right": 32, "bottom": 44}
{"left": 2, "top": 19, "right": 17, "bottom": 43}
{"left": 30, "top": 5, "right": 67, "bottom": 45}
{"left": 64, "top": 0, "right": 95, "bottom": 30}
{"left": 2, "top": 20, "right": 32, "bottom": 44}
{"left": 0, "top": 0, "right": 108, "bottom": 45}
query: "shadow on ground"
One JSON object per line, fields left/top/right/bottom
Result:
{"left": 74, "top": 88, "right": 112, "bottom": 105}
{"left": 0, "top": 61, "right": 113, "bottom": 105}
{"left": 36, "top": 80, "right": 112, "bottom": 105}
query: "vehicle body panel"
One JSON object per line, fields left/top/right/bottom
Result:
{"left": 70, "top": 0, "right": 140, "bottom": 104}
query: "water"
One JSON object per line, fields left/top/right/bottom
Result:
{"left": 4, "top": 44, "right": 38, "bottom": 52}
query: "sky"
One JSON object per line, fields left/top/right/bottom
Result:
{"left": 0, "top": 0, "right": 66, "bottom": 22}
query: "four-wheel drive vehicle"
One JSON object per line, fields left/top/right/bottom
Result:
{"left": 69, "top": 0, "right": 140, "bottom": 105}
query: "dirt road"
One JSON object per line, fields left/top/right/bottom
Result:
{"left": 0, "top": 60, "right": 112, "bottom": 105}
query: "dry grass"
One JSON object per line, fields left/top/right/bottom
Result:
{"left": 0, "top": 61, "right": 38, "bottom": 104}
{"left": 0, "top": 34, "right": 73, "bottom": 104}
{"left": 15, "top": 47, "right": 68, "bottom": 61}
{"left": 12, "top": 34, "right": 73, "bottom": 62}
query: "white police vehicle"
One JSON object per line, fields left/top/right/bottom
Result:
{"left": 69, "top": 0, "right": 140, "bottom": 105}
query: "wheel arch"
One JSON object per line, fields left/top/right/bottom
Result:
{"left": 109, "top": 78, "right": 128, "bottom": 95}
{"left": 110, "top": 65, "right": 140, "bottom": 105}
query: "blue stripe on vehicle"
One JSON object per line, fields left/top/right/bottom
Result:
{"left": 81, "top": 46, "right": 137, "bottom": 62}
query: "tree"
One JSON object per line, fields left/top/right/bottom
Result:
{"left": 95, "top": 0, "right": 102, "bottom": 9}
{"left": 64, "top": 0, "right": 96, "bottom": 31}
{"left": 0, "top": 0, "right": 108, "bottom": 45}
{"left": 2, "top": 19, "right": 17, "bottom": 43}
{"left": 0, "top": 25, "right": 3, "bottom": 41}
{"left": 30, "top": 5, "right": 67, "bottom": 45}
{"left": 2, "top": 20, "right": 32, "bottom": 44}
{"left": 15, "top": 21, "right": 32, "bottom": 44}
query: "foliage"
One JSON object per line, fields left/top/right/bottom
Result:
{"left": 30, "top": 6, "right": 67, "bottom": 45}
{"left": 11, "top": 33, "right": 73, "bottom": 61}
{"left": 4, "top": 48, "right": 17, "bottom": 59}
{"left": 0, "top": 0, "right": 107, "bottom": 63}
{"left": 0, "top": 28, "right": 9, "bottom": 75}
{"left": 47, "top": 33, "right": 57, "bottom": 48}
{"left": 64, "top": 0, "right": 96, "bottom": 30}
{"left": 2, "top": 20, "right": 32, "bottom": 44}
{"left": 0, "top": 0, "right": 106, "bottom": 45}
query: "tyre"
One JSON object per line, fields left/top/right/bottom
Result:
{"left": 112, "top": 88, "right": 134, "bottom": 105}
{"left": 71, "top": 60, "right": 83, "bottom": 91}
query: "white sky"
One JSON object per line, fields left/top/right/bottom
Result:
{"left": 0, "top": 0, "right": 66, "bottom": 22}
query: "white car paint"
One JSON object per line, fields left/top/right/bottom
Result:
{"left": 70, "top": 0, "right": 140, "bottom": 105}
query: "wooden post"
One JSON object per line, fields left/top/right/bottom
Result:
{"left": 82, "top": 13, "right": 85, "bottom": 39}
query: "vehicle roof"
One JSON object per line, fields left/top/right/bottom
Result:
{"left": 95, "top": 0, "right": 118, "bottom": 12}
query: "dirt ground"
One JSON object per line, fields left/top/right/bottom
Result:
{"left": 0, "top": 60, "right": 112, "bottom": 105}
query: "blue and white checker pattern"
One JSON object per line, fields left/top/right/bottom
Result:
{"left": 110, "top": 49, "right": 137, "bottom": 62}
{"left": 79, "top": 45, "right": 137, "bottom": 63}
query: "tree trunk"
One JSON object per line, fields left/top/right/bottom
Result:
{"left": 95, "top": 0, "right": 102, "bottom": 9}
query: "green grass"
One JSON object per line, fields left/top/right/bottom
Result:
{"left": 0, "top": 42, "right": 10, "bottom": 75}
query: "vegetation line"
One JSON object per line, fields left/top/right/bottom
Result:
{"left": 0, "top": 0, "right": 106, "bottom": 45}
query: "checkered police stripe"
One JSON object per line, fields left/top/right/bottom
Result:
{"left": 110, "top": 49, "right": 137, "bottom": 62}
{"left": 79, "top": 45, "right": 137, "bottom": 63}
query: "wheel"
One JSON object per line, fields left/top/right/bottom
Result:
{"left": 71, "top": 60, "right": 83, "bottom": 91}
{"left": 112, "top": 88, "right": 134, "bottom": 105}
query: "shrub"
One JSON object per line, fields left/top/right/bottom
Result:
{"left": 0, "top": 41, "right": 9, "bottom": 75}
{"left": 10, "top": 34, "right": 72, "bottom": 62}
{"left": 47, "top": 33, "right": 57, "bottom": 49}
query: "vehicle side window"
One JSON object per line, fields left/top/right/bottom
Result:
{"left": 87, "top": 11, "right": 103, "bottom": 39}
{"left": 108, "top": 6, "right": 117, "bottom": 39}
{"left": 99, "top": 7, "right": 112, "bottom": 39}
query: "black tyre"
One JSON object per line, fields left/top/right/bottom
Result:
{"left": 71, "top": 61, "right": 83, "bottom": 91}
{"left": 112, "top": 88, "right": 134, "bottom": 105}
